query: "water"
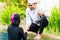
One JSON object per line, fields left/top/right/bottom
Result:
{"left": 0, "top": 32, "right": 8, "bottom": 40}
{"left": 0, "top": 32, "right": 56, "bottom": 40}
{"left": 0, "top": 30, "right": 55, "bottom": 40}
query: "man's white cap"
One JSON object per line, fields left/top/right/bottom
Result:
{"left": 28, "top": 0, "right": 37, "bottom": 4}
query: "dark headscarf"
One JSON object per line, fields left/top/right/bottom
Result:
{"left": 11, "top": 13, "right": 20, "bottom": 26}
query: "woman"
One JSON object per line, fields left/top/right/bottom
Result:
{"left": 7, "top": 13, "right": 27, "bottom": 40}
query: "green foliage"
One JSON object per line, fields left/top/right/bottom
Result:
{"left": 0, "top": 0, "right": 27, "bottom": 25}
{"left": 0, "top": 5, "right": 26, "bottom": 25}
{"left": 0, "top": 0, "right": 27, "bottom": 8}
{"left": 45, "top": 7, "right": 60, "bottom": 35}
{"left": 0, "top": 0, "right": 5, "bottom": 2}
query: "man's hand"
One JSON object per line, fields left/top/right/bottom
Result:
{"left": 26, "top": 25, "right": 30, "bottom": 31}
{"left": 38, "top": 11, "right": 44, "bottom": 17}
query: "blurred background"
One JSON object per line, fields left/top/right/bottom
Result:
{"left": 0, "top": 0, "right": 60, "bottom": 40}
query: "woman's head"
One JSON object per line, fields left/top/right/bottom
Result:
{"left": 11, "top": 13, "right": 20, "bottom": 26}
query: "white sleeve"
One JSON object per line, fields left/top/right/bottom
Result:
{"left": 44, "top": 10, "right": 51, "bottom": 18}
{"left": 26, "top": 9, "right": 32, "bottom": 25}
{"left": 37, "top": 4, "right": 51, "bottom": 18}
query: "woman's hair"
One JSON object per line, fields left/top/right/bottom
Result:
{"left": 11, "top": 13, "right": 20, "bottom": 26}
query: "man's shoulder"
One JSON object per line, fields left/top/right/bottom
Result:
{"left": 26, "top": 7, "right": 30, "bottom": 11}
{"left": 36, "top": 4, "right": 45, "bottom": 10}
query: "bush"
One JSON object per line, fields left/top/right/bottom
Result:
{"left": 0, "top": 5, "right": 26, "bottom": 25}
{"left": 0, "top": 0, "right": 27, "bottom": 8}
{"left": 44, "top": 7, "right": 60, "bottom": 35}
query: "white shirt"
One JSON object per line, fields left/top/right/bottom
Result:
{"left": 26, "top": 4, "right": 51, "bottom": 25}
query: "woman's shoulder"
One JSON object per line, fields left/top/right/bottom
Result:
{"left": 18, "top": 27, "right": 23, "bottom": 30}
{"left": 7, "top": 25, "right": 13, "bottom": 31}
{"left": 18, "top": 27, "right": 24, "bottom": 32}
{"left": 8, "top": 25, "right": 13, "bottom": 29}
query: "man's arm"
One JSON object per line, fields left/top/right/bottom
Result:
{"left": 38, "top": 11, "right": 44, "bottom": 18}
{"left": 26, "top": 9, "right": 31, "bottom": 31}
{"left": 37, "top": 4, "right": 51, "bottom": 18}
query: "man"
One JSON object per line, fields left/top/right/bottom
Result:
{"left": 26, "top": 0, "right": 50, "bottom": 40}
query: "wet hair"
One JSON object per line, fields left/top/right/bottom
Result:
{"left": 11, "top": 13, "right": 20, "bottom": 26}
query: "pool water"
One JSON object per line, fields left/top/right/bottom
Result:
{"left": 0, "top": 32, "right": 8, "bottom": 40}
{"left": 0, "top": 32, "right": 56, "bottom": 40}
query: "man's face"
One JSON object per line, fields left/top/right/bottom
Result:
{"left": 28, "top": 3, "right": 36, "bottom": 10}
